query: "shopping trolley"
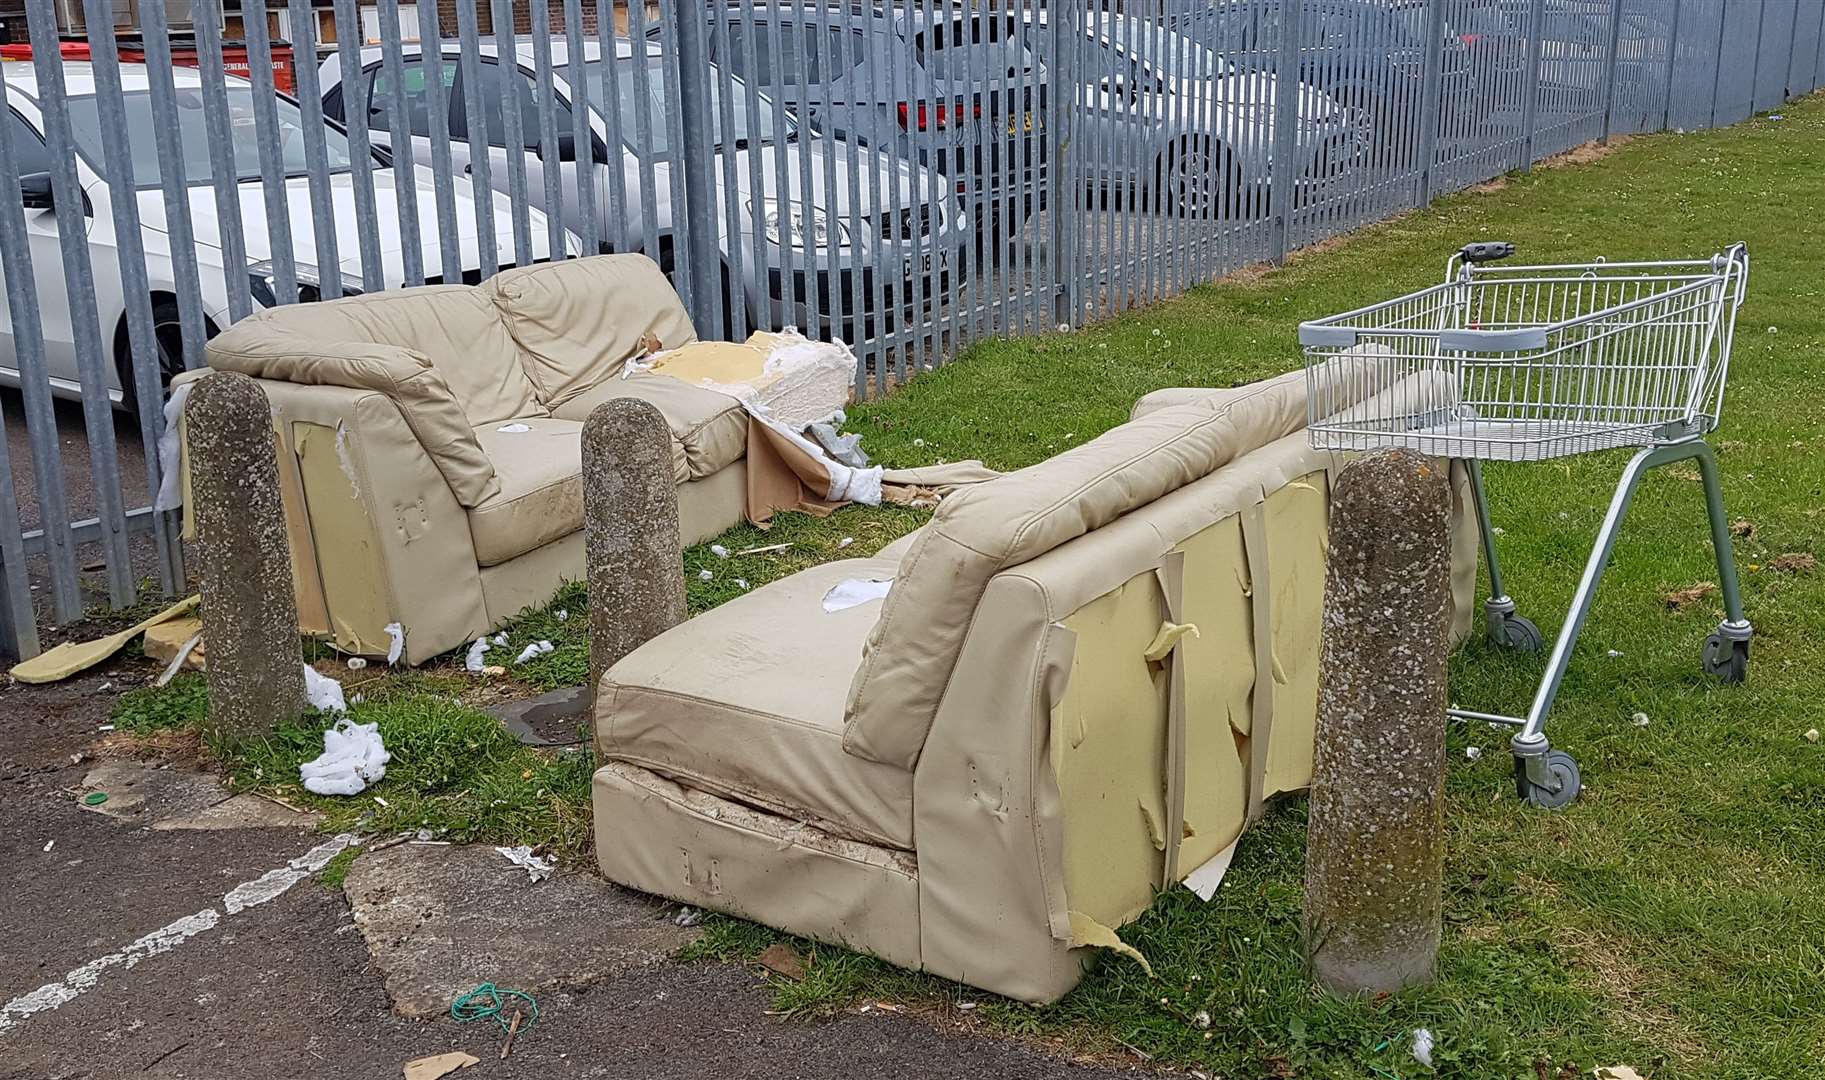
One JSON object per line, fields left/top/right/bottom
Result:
{"left": 1299, "top": 241, "right": 1752, "bottom": 808}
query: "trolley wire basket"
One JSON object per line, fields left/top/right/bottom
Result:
{"left": 1300, "top": 242, "right": 1750, "bottom": 462}
{"left": 1301, "top": 243, "right": 1753, "bottom": 809}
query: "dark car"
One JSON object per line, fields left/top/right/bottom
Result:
{"left": 654, "top": 2, "right": 1048, "bottom": 241}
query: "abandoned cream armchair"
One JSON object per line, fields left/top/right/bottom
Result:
{"left": 175, "top": 254, "right": 748, "bottom": 665}
{"left": 591, "top": 359, "right": 1480, "bottom": 1004}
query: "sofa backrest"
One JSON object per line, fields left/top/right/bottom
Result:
{"left": 240, "top": 285, "right": 545, "bottom": 427}
{"left": 201, "top": 320, "right": 503, "bottom": 507}
{"left": 841, "top": 371, "right": 1326, "bottom": 770}
{"left": 482, "top": 254, "right": 697, "bottom": 410}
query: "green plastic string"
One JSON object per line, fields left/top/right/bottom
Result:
{"left": 450, "top": 982, "right": 540, "bottom": 1033}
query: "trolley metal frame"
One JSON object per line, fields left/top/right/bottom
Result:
{"left": 1299, "top": 242, "right": 1752, "bottom": 808}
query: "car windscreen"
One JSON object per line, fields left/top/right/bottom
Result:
{"left": 64, "top": 87, "right": 358, "bottom": 189}
{"left": 555, "top": 55, "right": 789, "bottom": 154}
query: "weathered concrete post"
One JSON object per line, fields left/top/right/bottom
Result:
{"left": 186, "top": 371, "right": 305, "bottom": 746}
{"left": 584, "top": 397, "right": 687, "bottom": 701}
{"left": 1304, "top": 448, "right": 1453, "bottom": 996}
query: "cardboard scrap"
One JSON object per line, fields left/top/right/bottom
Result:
{"left": 402, "top": 1051, "right": 478, "bottom": 1080}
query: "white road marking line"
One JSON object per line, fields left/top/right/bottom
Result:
{"left": 0, "top": 833, "right": 357, "bottom": 1035}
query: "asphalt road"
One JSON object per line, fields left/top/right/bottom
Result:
{"left": 0, "top": 668, "right": 1144, "bottom": 1080}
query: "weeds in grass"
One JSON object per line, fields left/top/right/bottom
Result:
{"left": 112, "top": 674, "right": 209, "bottom": 734}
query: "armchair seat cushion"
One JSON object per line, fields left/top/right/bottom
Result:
{"left": 595, "top": 558, "right": 913, "bottom": 850}
{"left": 468, "top": 419, "right": 585, "bottom": 567}
{"left": 553, "top": 373, "right": 748, "bottom": 483}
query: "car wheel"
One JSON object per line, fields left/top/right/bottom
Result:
{"left": 1156, "top": 137, "right": 1234, "bottom": 219}
{"left": 116, "top": 299, "right": 214, "bottom": 418}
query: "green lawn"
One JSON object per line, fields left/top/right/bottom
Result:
{"left": 123, "top": 93, "right": 1825, "bottom": 1078}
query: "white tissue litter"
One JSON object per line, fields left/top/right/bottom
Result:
{"left": 822, "top": 578, "right": 893, "bottom": 613}
{"left": 735, "top": 578, "right": 749, "bottom": 590}
{"left": 555, "top": 610, "right": 569, "bottom": 622}
{"left": 346, "top": 657, "right": 368, "bottom": 671}
{"left": 154, "top": 381, "right": 194, "bottom": 512}
{"left": 299, "top": 718, "right": 391, "bottom": 796}
{"left": 710, "top": 544, "right": 730, "bottom": 559}
{"left": 1465, "top": 746, "right": 1483, "bottom": 760}
{"left": 1411, "top": 1029, "right": 1434, "bottom": 1068}
{"left": 496, "top": 422, "right": 532, "bottom": 433}
{"left": 384, "top": 622, "right": 405, "bottom": 665}
{"left": 303, "top": 664, "right": 348, "bottom": 712}
{"left": 698, "top": 569, "right": 714, "bottom": 581}
{"left": 514, "top": 640, "right": 554, "bottom": 664}
{"left": 496, "top": 845, "right": 554, "bottom": 883}
{"left": 492, "top": 632, "right": 508, "bottom": 646}
{"left": 837, "top": 537, "right": 854, "bottom": 549}
{"left": 465, "top": 637, "right": 491, "bottom": 672}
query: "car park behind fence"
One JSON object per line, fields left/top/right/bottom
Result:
{"left": 0, "top": 0, "right": 1820, "bottom": 659}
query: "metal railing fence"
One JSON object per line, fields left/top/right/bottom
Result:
{"left": 0, "top": 0, "right": 1817, "bottom": 659}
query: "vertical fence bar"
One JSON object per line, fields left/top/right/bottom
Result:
{"left": 835, "top": 0, "right": 868, "bottom": 392}
{"left": 734, "top": 0, "right": 770, "bottom": 342}
{"left": 25, "top": 2, "right": 136, "bottom": 608}
{"left": 491, "top": 0, "right": 536, "bottom": 265}
{"left": 760, "top": 7, "right": 797, "bottom": 340}
{"left": 1519, "top": 0, "right": 1545, "bottom": 169}
{"left": 454, "top": 0, "right": 501, "bottom": 273}
{"left": 1267, "top": 0, "right": 1300, "bottom": 263}
{"left": 1661, "top": 0, "right": 1683, "bottom": 131}
{"left": 591, "top": 0, "right": 630, "bottom": 255}
{"left": 1599, "top": 0, "right": 1625, "bottom": 143}
{"left": 82, "top": 0, "right": 183, "bottom": 598}
{"left": 413, "top": 0, "right": 466, "bottom": 280}
{"left": 0, "top": 60, "right": 81, "bottom": 628}
{"left": 562, "top": 0, "right": 599, "bottom": 254}
{"left": 1415, "top": 0, "right": 1445, "bottom": 207}
{"left": 287, "top": 0, "right": 347, "bottom": 298}
{"left": 787, "top": 4, "right": 822, "bottom": 342}
{"left": 238, "top": 0, "right": 301, "bottom": 305}
{"left": 662, "top": 0, "right": 720, "bottom": 334}
{"left": 374, "top": 0, "right": 427, "bottom": 283}
{"left": 194, "top": 7, "right": 257, "bottom": 319}
{"left": 814, "top": 8, "right": 849, "bottom": 354}
{"left": 527, "top": 0, "right": 570, "bottom": 262}
{"left": 1047, "top": 0, "right": 1075, "bottom": 328}
{"left": 140, "top": 0, "right": 210, "bottom": 368}
{"left": 707, "top": 4, "right": 747, "bottom": 341}
{"left": 332, "top": 0, "right": 388, "bottom": 291}
{"left": 625, "top": 0, "right": 664, "bottom": 270}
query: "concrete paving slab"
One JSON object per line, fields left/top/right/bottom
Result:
{"left": 344, "top": 841, "right": 699, "bottom": 1017}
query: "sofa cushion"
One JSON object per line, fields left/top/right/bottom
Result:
{"left": 843, "top": 358, "right": 1397, "bottom": 770}
{"left": 467, "top": 419, "right": 585, "bottom": 566}
{"left": 483, "top": 254, "right": 698, "bottom": 409}
{"left": 552, "top": 373, "right": 747, "bottom": 483}
{"left": 595, "top": 558, "right": 913, "bottom": 850}
{"left": 204, "top": 319, "right": 501, "bottom": 508}
{"left": 249, "top": 286, "right": 546, "bottom": 427}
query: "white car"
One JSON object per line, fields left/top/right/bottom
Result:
{"left": 0, "top": 62, "right": 570, "bottom": 409}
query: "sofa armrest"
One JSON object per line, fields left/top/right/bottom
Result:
{"left": 182, "top": 372, "right": 489, "bottom": 665}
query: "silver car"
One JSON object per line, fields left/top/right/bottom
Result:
{"left": 1043, "top": 13, "right": 1358, "bottom": 216}
{"left": 318, "top": 38, "right": 968, "bottom": 341}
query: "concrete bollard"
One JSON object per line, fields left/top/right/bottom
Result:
{"left": 584, "top": 397, "right": 687, "bottom": 702}
{"left": 186, "top": 371, "right": 305, "bottom": 747}
{"left": 1303, "top": 448, "right": 1453, "bottom": 996}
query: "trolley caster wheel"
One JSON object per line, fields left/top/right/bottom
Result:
{"left": 1702, "top": 632, "right": 1749, "bottom": 684}
{"left": 1514, "top": 750, "right": 1581, "bottom": 810}
{"left": 1488, "top": 613, "right": 1544, "bottom": 653}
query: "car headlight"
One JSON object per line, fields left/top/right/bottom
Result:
{"left": 247, "top": 260, "right": 366, "bottom": 307}
{"left": 752, "top": 199, "right": 850, "bottom": 250}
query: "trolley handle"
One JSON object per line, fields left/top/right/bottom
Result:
{"left": 1459, "top": 241, "right": 1516, "bottom": 263}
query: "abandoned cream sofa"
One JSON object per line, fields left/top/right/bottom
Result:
{"left": 591, "top": 361, "right": 1480, "bottom": 1004}
{"left": 184, "top": 254, "right": 745, "bottom": 665}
